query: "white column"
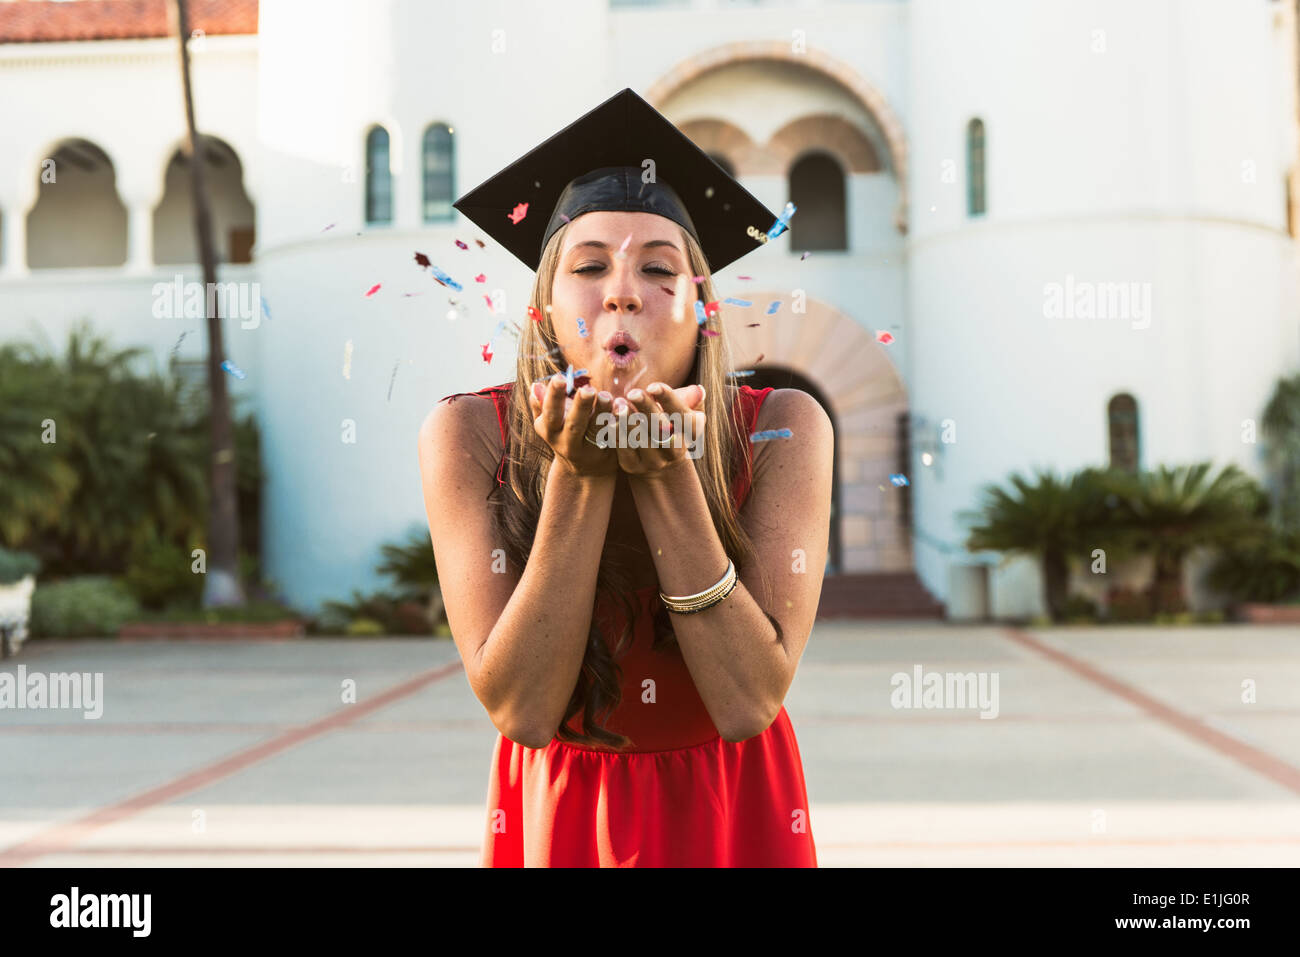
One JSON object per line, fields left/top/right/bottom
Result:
{"left": 1, "top": 205, "right": 28, "bottom": 278}
{"left": 125, "top": 198, "right": 154, "bottom": 274}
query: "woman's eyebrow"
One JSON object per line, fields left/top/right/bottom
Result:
{"left": 566, "top": 239, "right": 682, "bottom": 256}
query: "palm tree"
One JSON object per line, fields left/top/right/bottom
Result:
{"left": 1104, "top": 463, "right": 1269, "bottom": 614}
{"left": 960, "top": 467, "right": 1122, "bottom": 621}
{"left": 169, "top": 0, "right": 244, "bottom": 607}
{"left": 1261, "top": 372, "right": 1300, "bottom": 529}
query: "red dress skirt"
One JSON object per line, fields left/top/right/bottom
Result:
{"left": 438, "top": 382, "right": 818, "bottom": 867}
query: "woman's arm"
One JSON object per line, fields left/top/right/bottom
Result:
{"left": 418, "top": 400, "right": 617, "bottom": 748}
{"left": 627, "top": 388, "right": 834, "bottom": 741}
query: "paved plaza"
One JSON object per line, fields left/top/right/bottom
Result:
{"left": 2, "top": 621, "right": 1298, "bottom": 867}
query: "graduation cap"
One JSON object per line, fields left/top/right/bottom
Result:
{"left": 452, "top": 87, "right": 775, "bottom": 274}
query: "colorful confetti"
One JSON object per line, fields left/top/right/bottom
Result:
{"left": 876, "top": 331, "right": 895, "bottom": 345}
{"left": 475, "top": 273, "right": 486, "bottom": 283}
{"left": 704, "top": 300, "right": 721, "bottom": 318}
{"left": 387, "top": 359, "right": 400, "bottom": 402}
{"left": 890, "top": 473, "right": 910, "bottom": 487}
{"left": 766, "top": 301, "right": 781, "bottom": 315}
{"left": 220, "top": 359, "right": 246, "bottom": 380}
{"left": 527, "top": 306, "right": 542, "bottom": 322}
{"left": 475, "top": 239, "right": 486, "bottom": 248}
{"left": 701, "top": 329, "right": 720, "bottom": 338}
{"left": 321, "top": 223, "right": 336, "bottom": 232}
{"left": 260, "top": 296, "right": 271, "bottom": 321}
{"left": 691, "top": 276, "right": 706, "bottom": 284}
{"left": 559, "top": 213, "right": 571, "bottom": 224}
{"left": 170, "top": 331, "right": 190, "bottom": 362}
{"left": 746, "top": 323, "right": 761, "bottom": 328}
{"left": 508, "top": 202, "right": 529, "bottom": 224}
{"left": 694, "top": 300, "right": 707, "bottom": 325}
{"left": 615, "top": 234, "right": 632, "bottom": 260}
{"left": 750, "top": 428, "right": 793, "bottom": 442}
{"left": 454, "top": 239, "right": 468, "bottom": 250}
{"left": 342, "top": 340, "right": 353, "bottom": 379}
{"left": 766, "top": 201, "right": 797, "bottom": 240}
{"left": 728, "top": 370, "right": 756, "bottom": 377}
{"left": 723, "top": 297, "right": 752, "bottom": 307}
{"left": 481, "top": 342, "right": 493, "bottom": 363}
{"left": 659, "top": 285, "right": 676, "bottom": 296}
{"left": 363, "top": 283, "right": 381, "bottom": 298}
{"left": 737, "top": 275, "right": 753, "bottom": 281}
{"left": 800, "top": 251, "right": 811, "bottom": 261}
{"left": 428, "top": 264, "right": 462, "bottom": 292}
{"left": 483, "top": 294, "right": 495, "bottom": 311}
{"left": 577, "top": 317, "right": 588, "bottom": 338}
{"left": 563, "top": 363, "right": 589, "bottom": 395}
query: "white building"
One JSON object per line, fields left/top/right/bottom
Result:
{"left": 2, "top": 0, "right": 1296, "bottom": 620}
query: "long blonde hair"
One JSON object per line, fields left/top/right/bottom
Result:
{"left": 490, "top": 220, "right": 773, "bottom": 749}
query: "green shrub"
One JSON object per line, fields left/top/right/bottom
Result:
{"left": 0, "top": 546, "right": 41, "bottom": 586}
{"left": 122, "top": 536, "right": 204, "bottom": 610}
{"left": 1061, "top": 594, "right": 1099, "bottom": 621}
{"left": 30, "top": 576, "right": 140, "bottom": 638}
{"left": 1195, "top": 610, "right": 1226, "bottom": 623}
{"left": 1106, "top": 586, "right": 1153, "bottom": 623}
{"left": 345, "top": 617, "right": 385, "bottom": 636}
{"left": 1205, "top": 528, "right": 1300, "bottom": 603}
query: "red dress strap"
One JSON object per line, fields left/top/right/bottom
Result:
{"left": 730, "top": 384, "right": 774, "bottom": 508}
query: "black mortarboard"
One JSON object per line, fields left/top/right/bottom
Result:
{"left": 452, "top": 87, "right": 775, "bottom": 274}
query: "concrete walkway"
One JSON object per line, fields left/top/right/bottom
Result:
{"left": 1, "top": 621, "right": 1298, "bottom": 867}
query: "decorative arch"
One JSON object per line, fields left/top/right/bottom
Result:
{"left": 677, "top": 117, "right": 758, "bottom": 177}
{"left": 768, "top": 114, "right": 882, "bottom": 174}
{"left": 153, "top": 135, "right": 256, "bottom": 264}
{"left": 26, "top": 138, "right": 127, "bottom": 268}
{"left": 647, "top": 41, "right": 909, "bottom": 233}
{"left": 723, "top": 298, "right": 912, "bottom": 573}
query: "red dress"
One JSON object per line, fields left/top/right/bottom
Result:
{"left": 437, "top": 382, "right": 818, "bottom": 867}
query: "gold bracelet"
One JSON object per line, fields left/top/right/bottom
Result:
{"left": 660, "top": 560, "right": 737, "bottom": 614}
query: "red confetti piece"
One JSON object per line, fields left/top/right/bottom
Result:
{"left": 755, "top": 353, "right": 765, "bottom": 363}
{"left": 483, "top": 295, "right": 494, "bottom": 309}
{"left": 363, "top": 283, "right": 381, "bottom": 298}
{"left": 800, "top": 251, "right": 810, "bottom": 261}
{"left": 475, "top": 239, "right": 486, "bottom": 248}
{"left": 508, "top": 202, "right": 529, "bottom": 224}
{"left": 660, "top": 285, "right": 675, "bottom": 296}
{"left": 691, "top": 276, "right": 705, "bottom": 284}
{"left": 737, "top": 275, "right": 752, "bottom": 280}
{"left": 321, "top": 223, "right": 336, "bottom": 232}
{"left": 481, "top": 343, "right": 493, "bottom": 363}
{"left": 876, "top": 331, "right": 895, "bottom": 345}
{"left": 455, "top": 239, "right": 468, "bottom": 250}
{"left": 527, "top": 306, "right": 542, "bottom": 322}
{"left": 475, "top": 273, "right": 486, "bottom": 283}
{"left": 746, "top": 323, "right": 761, "bottom": 328}
{"left": 704, "top": 300, "right": 721, "bottom": 318}
{"left": 414, "top": 252, "right": 431, "bottom": 268}
{"left": 431, "top": 276, "right": 447, "bottom": 288}
{"left": 701, "top": 329, "right": 720, "bottom": 337}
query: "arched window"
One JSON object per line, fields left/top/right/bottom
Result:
{"left": 966, "top": 118, "right": 986, "bottom": 216}
{"left": 423, "top": 123, "right": 455, "bottom": 223}
{"left": 1107, "top": 393, "right": 1140, "bottom": 472}
{"left": 707, "top": 152, "right": 735, "bottom": 178}
{"left": 788, "top": 152, "right": 846, "bottom": 251}
{"left": 27, "top": 139, "right": 127, "bottom": 268}
{"left": 365, "top": 125, "right": 392, "bottom": 225}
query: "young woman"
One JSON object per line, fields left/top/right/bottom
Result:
{"left": 417, "top": 89, "right": 833, "bottom": 866}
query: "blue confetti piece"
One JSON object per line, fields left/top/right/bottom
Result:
{"left": 564, "top": 363, "right": 589, "bottom": 395}
{"left": 428, "top": 264, "right": 463, "bottom": 291}
{"left": 749, "top": 428, "right": 793, "bottom": 442}
{"left": 577, "top": 317, "right": 588, "bottom": 338}
{"left": 694, "top": 300, "right": 707, "bottom": 325}
{"left": 220, "top": 359, "right": 246, "bottom": 380}
{"left": 728, "top": 370, "right": 756, "bottom": 377}
{"left": 260, "top": 295, "right": 271, "bottom": 320}
{"left": 766, "top": 201, "right": 797, "bottom": 239}
{"left": 766, "top": 300, "right": 781, "bottom": 315}
{"left": 890, "top": 473, "right": 910, "bottom": 487}
{"left": 723, "top": 297, "right": 752, "bottom": 307}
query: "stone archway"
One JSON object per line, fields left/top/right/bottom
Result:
{"left": 647, "top": 41, "right": 910, "bottom": 234}
{"left": 724, "top": 299, "right": 912, "bottom": 573}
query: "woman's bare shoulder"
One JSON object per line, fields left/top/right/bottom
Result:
{"left": 418, "top": 391, "right": 505, "bottom": 482}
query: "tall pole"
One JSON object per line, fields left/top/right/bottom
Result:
{"left": 170, "top": 0, "right": 244, "bottom": 607}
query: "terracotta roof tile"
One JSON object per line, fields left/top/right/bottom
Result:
{"left": 0, "top": 0, "right": 258, "bottom": 44}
